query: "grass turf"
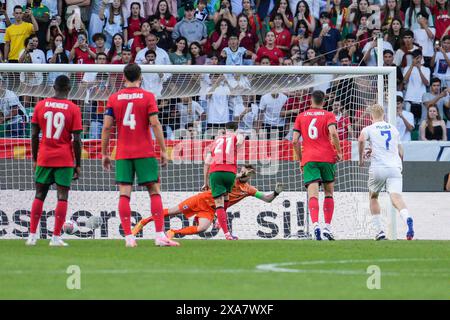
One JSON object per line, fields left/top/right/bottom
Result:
{"left": 0, "top": 239, "right": 449, "bottom": 299}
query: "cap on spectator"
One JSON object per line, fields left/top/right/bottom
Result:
{"left": 320, "top": 12, "right": 330, "bottom": 19}
{"left": 185, "top": 2, "right": 195, "bottom": 11}
{"left": 92, "top": 33, "right": 106, "bottom": 42}
{"left": 396, "top": 91, "right": 404, "bottom": 101}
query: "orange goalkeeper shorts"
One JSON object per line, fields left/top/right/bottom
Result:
{"left": 178, "top": 197, "right": 215, "bottom": 222}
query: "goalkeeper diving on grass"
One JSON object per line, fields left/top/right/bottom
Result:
{"left": 132, "top": 165, "right": 284, "bottom": 239}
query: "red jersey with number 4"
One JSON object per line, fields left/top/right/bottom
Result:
{"left": 293, "top": 108, "right": 337, "bottom": 166}
{"left": 209, "top": 133, "right": 238, "bottom": 174}
{"left": 32, "top": 98, "right": 83, "bottom": 167}
{"left": 106, "top": 87, "right": 159, "bottom": 160}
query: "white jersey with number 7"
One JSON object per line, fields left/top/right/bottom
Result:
{"left": 361, "top": 121, "right": 402, "bottom": 170}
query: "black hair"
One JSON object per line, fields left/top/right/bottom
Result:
{"left": 225, "top": 121, "right": 238, "bottom": 130}
{"left": 312, "top": 90, "right": 325, "bottom": 105}
{"left": 123, "top": 63, "right": 142, "bottom": 82}
{"left": 54, "top": 75, "right": 71, "bottom": 93}
{"left": 430, "top": 77, "right": 442, "bottom": 85}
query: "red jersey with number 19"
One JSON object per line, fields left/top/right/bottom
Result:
{"left": 106, "top": 87, "right": 159, "bottom": 160}
{"left": 209, "top": 133, "right": 238, "bottom": 174}
{"left": 31, "top": 98, "right": 83, "bottom": 167}
{"left": 293, "top": 108, "right": 338, "bottom": 166}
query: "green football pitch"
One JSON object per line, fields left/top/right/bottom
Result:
{"left": 0, "top": 240, "right": 449, "bottom": 299}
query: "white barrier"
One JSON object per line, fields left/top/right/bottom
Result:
{"left": 0, "top": 191, "right": 448, "bottom": 240}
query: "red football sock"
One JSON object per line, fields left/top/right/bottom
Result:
{"left": 30, "top": 198, "right": 44, "bottom": 234}
{"left": 216, "top": 207, "right": 229, "bottom": 234}
{"left": 119, "top": 195, "right": 132, "bottom": 236}
{"left": 174, "top": 226, "right": 199, "bottom": 236}
{"left": 323, "top": 197, "right": 334, "bottom": 224}
{"left": 53, "top": 200, "right": 68, "bottom": 236}
{"left": 151, "top": 194, "right": 164, "bottom": 233}
{"left": 141, "top": 208, "right": 169, "bottom": 226}
{"left": 308, "top": 197, "right": 319, "bottom": 224}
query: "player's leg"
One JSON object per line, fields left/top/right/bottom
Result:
{"left": 303, "top": 162, "right": 322, "bottom": 240}
{"left": 131, "top": 205, "right": 178, "bottom": 236}
{"left": 27, "top": 179, "right": 50, "bottom": 245}
{"left": 116, "top": 159, "right": 136, "bottom": 247}
{"left": 320, "top": 163, "right": 337, "bottom": 240}
{"left": 210, "top": 171, "right": 237, "bottom": 239}
{"left": 387, "top": 169, "right": 414, "bottom": 240}
{"left": 167, "top": 217, "right": 212, "bottom": 239}
{"left": 368, "top": 168, "right": 387, "bottom": 240}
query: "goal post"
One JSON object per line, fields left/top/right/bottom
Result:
{"left": 0, "top": 63, "right": 398, "bottom": 240}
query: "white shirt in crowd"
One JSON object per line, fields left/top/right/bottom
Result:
{"left": 361, "top": 121, "right": 402, "bottom": 170}
{"left": 362, "top": 41, "right": 394, "bottom": 66}
{"left": 413, "top": 27, "right": 435, "bottom": 58}
{"left": 403, "top": 66, "right": 430, "bottom": 103}
{"left": 259, "top": 93, "right": 288, "bottom": 127}
{"left": 19, "top": 48, "right": 46, "bottom": 86}
{"left": 0, "top": 89, "right": 27, "bottom": 124}
{"left": 396, "top": 110, "right": 414, "bottom": 141}
{"left": 134, "top": 46, "right": 171, "bottom": 65}
{"left": 433, "top": 50, "right": 450, "bottom": 86}
{"left": 176, "top": 100, "right": 204, "bottom": 129}
{"left": 207, "top": 83, "right": 231, "bottom": 124}
{"left": 103, "top": 7, "right": 128, "bottom": 39}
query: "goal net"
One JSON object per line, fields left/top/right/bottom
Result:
{"left": 0, "top": 64, "right": 397, "bottom": 240}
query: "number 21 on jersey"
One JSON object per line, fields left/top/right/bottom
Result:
{"left": 214, "top": 137, "right": 233, "bottom": 154}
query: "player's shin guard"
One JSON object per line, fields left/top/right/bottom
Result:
{"left": 308, "top": 197, "right": 319, "bottom": 224}
{"left": 216, "top": 206, "right": 229, "bottom": 234}
{"left": 323, "top": 196, "right": 334, "bottom": 225}
{"left": 119, "top": 195, "right": 132, "bottom": 236}
{"left": 174, "top": 226, "right": 199, "bottom": 236}
{"left": 53, "top": 200, "right": 68, "bottom": 236}
{"left": 151, "top": 194, "right": 164, "bottom": 233}
{"left": 30, "top": 198, "right": 44, "bottom": 234}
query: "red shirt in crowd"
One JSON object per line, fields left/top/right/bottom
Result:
{"left": 256, "top": 46, "right": 285, "bottom": 65}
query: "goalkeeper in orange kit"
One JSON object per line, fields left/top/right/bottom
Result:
{"left": 132, "top": 165, "right": 283, "bottom": 239}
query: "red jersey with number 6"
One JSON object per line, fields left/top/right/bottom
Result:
{"left": 106, "top": 87, "right": 159, "bottom": 160}
{"left": 209, "top": 133, "right": 238, "bottom": 174}
{"left": 293, "top": 108, "right": 338, "bottom": 166}
{"left": 32, "top": 98, "right": 83, "bottom": 167}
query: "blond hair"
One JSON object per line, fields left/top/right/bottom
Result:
{"left": 367, "top": 104, "right": 384, "bottom": 119}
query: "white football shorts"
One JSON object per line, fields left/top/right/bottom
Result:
{"left": 368, "top": 167, "right": 403, "bottom": 194}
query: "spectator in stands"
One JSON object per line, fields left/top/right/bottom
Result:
{"left": 302, "top": 46, "right": 318, "bottom": 66}
{"left": 155, "top": 0, "right": 177, "bottom": 33}
{"left": 432, "top": 0, "right": 450, "bottom": 42}
{"left": 405, "top": 0, "right": 434, "bottom": 31}
{"left": 69, "top": 31, "right": 96, "bottom": 64}
{"left": 190, "top": 41, "right": 207, "bottom": 65}
{"left": 422, "top": 78, "right": 449, "bottom": 124}
{"left": 313, "top": 11, "right": 342, "bottom": 65}
{"left": 107, "top": 33, "right": 125, "bottom": 63}
{"left": 383, "top": 49, "right": 404, "bottom": 91}
{"left": 0, "top": 7, "right": 11, "bottom": 59}
{"left": 122, "top": 0, "right": 145, "bottom": 20}
{"left": 394, "top": 30, "right": 421, "bottom": 68}
{"left": 347, "top": 0, "right": 379, "bottom": 34}
{"left": 332, "top": 98, "right": 353, "bottom": 141}
{"left": 403, "top": 49, "right": 430, "bottom": 124}
{"left": 140, "top": 49, "right": 166, "bottom": 97}
{"left": 46, "top": 15, "right": 64, "bottom": 49}
{"left": 4, "top": 5, "right": 38, "bottom": 62}
{"left": 88, "top": 0, "right": 105, "bottom": 44}
{"left": 64, "top": 5, "right": 87, "bottom": 52}
{"left": 354, "top": 13, "right": 370, "bottom": 50}
{"left": 135, "top": 32, "right": 171, "bottom": 65}
{"left": 257, "top": 91, "right": 289, "bottom": 139}
{"left": 47, "top": 34, "right": 70, "bottom": 85}
{"left": 236, "top": 13, "right": 259, "bottom": 64}
{"left": 338, "top": 49, "right": 351, "bottom": 66}
{"left": 66, "top": 0, "right": 91, "bottom": 26}
{"left": 385, "top": 18, "right": 404, "bottom": 51}
{"left": 419, "top": 105, "right": 448, "bottom": 140}
{"left": 91, "top": 33, "right": 109, "bottom": 55}
{"left": 172, "top": 2, "right": 208, "bottom": 45}
{"left": 259, "top": 55, "right": 272, "bottom": 65}
{"left": 205, "top": 74, "right": 231, "bottom": 134}
{"left": 6, "top": 1, "right": 27, "bottom": 23}
{"left": 381, "top": 0, "right": 405, "bottom": 32}
{"left": 169, "top": 36, "right": 192, "bottom": 64}
{"left": 214, "top": 0, "right": 237, "bottom": 27}
{"left": 0, "top": 82, "right": 27, "bottom": 137}
{"left": 209, "top": 18, "right": 234, "bottom": 55}
{"left": 269, "top": 0, "right": 293, "bottom": 30}
{"left": 413, "top": 10, "right": 435, "bottom": 68}
{"left": 395, "top": 91, "right": 415, "bottom": 141}
{"left": 148, "top": 15, "right": 173, "bottom": 52}
{"left": 294, "top": 1, "right": 315, "bottom": 34}
{"left": 288, "top": 44, "right": 303, "bottom": 65}
{"left": 147, "top": 0, "right": 176, "bottom": 18}
{"left": 42, "top": 0, "right": 60, "bottom": 18}
{"left": 326, "top": 0, "right": 349, "bottom": 37}
{"left": 19, "top": 34, "right": 45, "bottom": 89}
{"left": 431, "top": 35, "right": 450, "bottom": 88}
{"left": 291, "top": 19, "right": 311, "bottom": 59}
{"left": 256, "top": 31, "right": 284, "bottom": 65}
{"left": 233, "top": 95, "right": 259, "bottom": 139}
{"left": 25, "top": 0, "right": 49, "bottom": 51}
{"left": 130, "top": 21, "right": 150, "bottom": 56}
{"left": 99, "top": 0, "right": 128, "bottom": 48}
{"left": 241, "top": 0, "right": 263, "bottom": 43}
{"left": 344, "top": 33, "right": 363, "bottom": 65}
{"left": 176, "top": 96, "right": 206, "bottom": 131}
{"left": 221, "top": 33, "right": 256, "bottom": 65}
{"left": 195, "top": 0, "right": 211, "bottom": 24}
{"left": 257, "top": 0, "right": 275, "bottom": 21}
{"left": 127, "top": 2, "right": 146, "bottom": 44}
{"left": 362, "top": 28, "right": 394, "bottom": 66}
{"left": 271, "top": 13, "right": 291, "bottom": 54}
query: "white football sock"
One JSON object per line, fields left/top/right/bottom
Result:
{"left": 399, "top": 209, "right": 410, "bottom": 224}
{"left": 125, "top": 234, "right": 135, "bottom": 241}
{"left": 313, "top": 222, "right": 319, "bottom": 229}
{"left": 325, "top": 223, "right": 332, "bottom": 230}
{"left": 157, "top": 232, "right": 166, "bottom": 238}
{"left": 371, "top": 214, "right": 383, "bottom": 233}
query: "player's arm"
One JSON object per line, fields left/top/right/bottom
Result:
{"left": 72, "top": 132, "right": 82, "bottom": 179}
{"left": 101, "top": 114, "right": 114, "bottom": 170}
{"left": 328, "top": 124, "right": 342, "bottom": 161}
{"left": 358, "top": 130, "right": 367, "bottom": 167}
{"left": 202, "top": 152, "right": 213, "bottom": 190}
{"left": 254, "top": 183, "right": 283, "bottom": 203}
{"left": 292, "top": 130, "right": 302, "bottom": 165}
{"left": 31, "top": 123, "right": 40, "bottom": 171}
{"left": 150, "top": 114, "right": 168, "bottom": 167}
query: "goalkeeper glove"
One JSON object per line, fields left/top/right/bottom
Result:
{"left": 274, "top": 182, "right": 284, "bottom": 197}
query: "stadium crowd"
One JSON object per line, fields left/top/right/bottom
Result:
{"left": 0, "top": 0, "right": 449, "bottom": 141}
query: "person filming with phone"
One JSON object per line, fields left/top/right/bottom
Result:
{"left": 313, "top": 11, "right": 342, "bottom": 65}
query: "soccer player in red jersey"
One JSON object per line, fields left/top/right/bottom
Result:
{"left": 292, "top": 90, "right": 342, "bottom": 241}
{"left": 202, "top": 122, "right": 244, "bottom": 240}
{"left": 101, "top": 63, "right": 178, "bottom": 247}
{"left": 26, "top": 75, "right": 83, "bottom": 247}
